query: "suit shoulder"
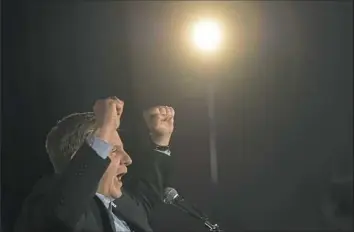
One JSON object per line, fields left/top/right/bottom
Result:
{"left": 31, "top": 174, "right": 59, "bottom": 194}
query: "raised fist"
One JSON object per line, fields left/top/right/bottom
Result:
{"left": 93, "top": 97, "right": 124, "bottom": 141}
{"left": 143, "top": 106, "right": 175, "bottom": 146}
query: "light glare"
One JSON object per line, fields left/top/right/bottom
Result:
{"left": 192, "top": 20, "right": 222, "bottom": 52}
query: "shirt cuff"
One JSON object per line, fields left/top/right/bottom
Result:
{"left": 154, "top": 149, "right": 171, "bottom": 156}
{"left": 86, "top": 135, "right": 112, "bottom": 159}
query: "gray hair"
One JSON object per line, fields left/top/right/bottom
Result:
{"left": 45, "top": 112, "right": 97, "bottom": 173}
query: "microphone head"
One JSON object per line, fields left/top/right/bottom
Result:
{"left": 163, "top": 187, "right": 179, "bottom": 204}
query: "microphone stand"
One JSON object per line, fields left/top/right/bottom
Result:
{"left": 198, "top": 211, "right": 222, "bottom": 232}
{"left": 204, "top": 220, "right": 222, "bottom": 232}
{"left": 171, "top": 196, "right": 224, "bottom": 232}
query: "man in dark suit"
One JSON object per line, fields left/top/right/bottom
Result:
{"left": 14, "top": 97, "right": 175, "bottom": 232}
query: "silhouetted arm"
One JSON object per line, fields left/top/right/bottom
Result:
{"left": 14, "top": 142, "right": 111, "bottom": 232}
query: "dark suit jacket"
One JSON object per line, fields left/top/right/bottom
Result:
{"left": 14, "top": 143, "right": 172, "bottom": 232}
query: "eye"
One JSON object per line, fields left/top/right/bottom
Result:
{"left": 111, "top": 145, "right": 123, "bottom": 153}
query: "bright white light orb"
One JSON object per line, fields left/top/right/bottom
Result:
{"left": 192, "top": 20, "right": 222, "bottom": 52}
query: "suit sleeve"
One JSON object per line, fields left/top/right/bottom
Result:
{"left": 14, "top": 143, "right": 111, "bottom": 232}
{"left": 119, "top": 148, "right": 173, "bottom": 218}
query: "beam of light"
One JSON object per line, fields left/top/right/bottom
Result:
{"left": 192, "top": 20, "right": 222, "bottom": 52}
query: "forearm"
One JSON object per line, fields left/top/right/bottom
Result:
{"left": 47, "top": 143, "right": 110, "bottom": 226}
{"left": 15, "top": 142, "right": 111, "bottom": 231}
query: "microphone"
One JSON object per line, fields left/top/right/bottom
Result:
{"left": 163, "top": 187, "right": 223, "bottom": 232}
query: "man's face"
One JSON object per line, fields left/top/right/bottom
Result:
{"left": 97, "top": 131, "right": 132, "bottom": 198}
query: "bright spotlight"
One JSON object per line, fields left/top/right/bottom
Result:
{"left": 192, "top": 20, "right": 222, "bottom": 52}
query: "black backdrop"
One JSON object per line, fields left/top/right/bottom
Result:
{"left": 1, "top": 1, "right": 353, "bottom": 231}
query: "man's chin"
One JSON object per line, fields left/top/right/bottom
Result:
{"left": 111, "top": 191, "right": 122, "bottom": 199}
{"left": 110, "top": 184, "right": 123, "bottom": 199}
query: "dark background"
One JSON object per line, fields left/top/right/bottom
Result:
{"left": 1, "top": 1, "right": 353, "bottom": 231}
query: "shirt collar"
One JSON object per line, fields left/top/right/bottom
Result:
{"left": 96, "top": 192, "right": 115, "bottom": 209}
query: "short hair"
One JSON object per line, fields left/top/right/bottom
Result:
{"left": 45, "top": 112, "right": 97, "bottom": 173}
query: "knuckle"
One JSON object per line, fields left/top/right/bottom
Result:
{"left": 103, "top": 99, "right": 111, "bottom": 104}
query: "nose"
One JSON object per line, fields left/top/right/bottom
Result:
{"left": 122, "top": 150, "right": 132, "bottom": 166}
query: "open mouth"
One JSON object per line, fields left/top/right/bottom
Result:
{"left": 116, "top": 173, "right": 126, "bottom": 181}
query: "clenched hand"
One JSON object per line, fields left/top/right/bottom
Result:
{"left": 143, "top": 106, "right": 175, "bottom": 146}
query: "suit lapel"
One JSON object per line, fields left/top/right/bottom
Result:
{"left": 93, "top": 196, "right": 116, "bottom": 232}
{"left": 112, "top": 192, "right": 152, "bottom": 232}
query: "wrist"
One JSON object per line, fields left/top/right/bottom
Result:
{"left": 150, "top": 134, "right": 171, "bottom": 146}
{"left": 94, "top": 127, "right": 115, "bottom": 143}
